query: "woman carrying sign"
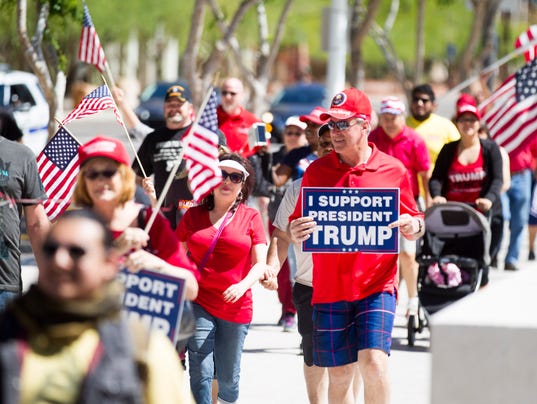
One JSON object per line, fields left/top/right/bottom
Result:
{"left": 72, "top": 136, "right": 199, "bottom": 300}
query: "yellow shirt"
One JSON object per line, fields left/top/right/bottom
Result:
{"left": 407, "top": 113, "right": 460, "bottom": 164}
{"left": 19, "top": 326, "right": 194, "bottom": 404}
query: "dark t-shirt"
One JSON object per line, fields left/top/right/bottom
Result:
{"left": 0, "top": 137, "right": 47, "bottom": 292}
{"left": 132, "top": 125, "right": 193, "bottom": 229}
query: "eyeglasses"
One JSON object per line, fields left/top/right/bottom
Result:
{"left": 412, "top": 96, "right": 431, "bottom": 104}
{"left": 327, "top": 119, "right": 362, "bottom": 131}
{"left": 42, "top": 240, "right": 87, "bottom": 260}
{"left": 83, "top": 168, "right": 118, "bottom": 180}
{"left": 221, "top": 170, "right": 244, "bottom": 184}
{"left": 285, "top": 131, "right": 302, "bottom": 136}
{"left": 221, "top": 91, "right": 237, "bottom": 97}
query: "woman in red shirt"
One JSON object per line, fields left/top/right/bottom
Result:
{"left": 72, "top": 136, "right": 199, "bottom": 300}
{"left": 176, "top": 153, "right": 270, "bottom": 404}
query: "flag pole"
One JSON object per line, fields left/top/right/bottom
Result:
{"left": 99, "top": 74, "right": 148, "bottom": 178}
{"left": 144, "top": 85, "right": 215, "bottom": 233}
{"left": 439, "top": 37, "right": 537, "bottom": 101}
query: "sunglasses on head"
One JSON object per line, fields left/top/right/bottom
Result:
{"left": 412, "top": 96, "right": 431, "bottom": 104}
{"left": 221, "top": 170, "right": 244, "bottom": 184}
{"left": 327, "top": 119, "right": 362, "bottom": 131}
{"left": 42, "top": 240, "right": 87, "bottom": 260}
{"left": 222, "top": 91, "right": 237, "bottom": 96}
{"left": 83, "top": 168, "right": 118, "bottom": 180}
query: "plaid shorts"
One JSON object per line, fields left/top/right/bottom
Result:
{"left": 312, "top": 292, "right": 396, "bottom": 367}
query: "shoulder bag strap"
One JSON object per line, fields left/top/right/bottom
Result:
{"left": 197, "top": 209, "right": 233, "bottom": 271}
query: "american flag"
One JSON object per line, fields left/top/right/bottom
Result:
{"left": 78, "top": 3, "right": 107, "bottom": 73}
{"left": 479, "top": 57, "right": 537, "bottom": 155}
{"left": 514, "top": 25, "right": 537, "bottom": 62}
{"left": 62, "top": 85, "right": 123, "bottom": 126}
{"left": 37, "top": 127, "right": 81, "bottom": 220}
{"left": 184, "top": 89, "right": 223, "bottom": 202}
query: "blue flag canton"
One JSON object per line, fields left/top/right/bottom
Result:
{"left": 516, "top": 57, "right": 537, "bottom": 102}
{"left": 87, "top": 85, "right": 111, "bottom": 99}
{"left": 199, "top": 90, "right": 219, "bottom": 133}
{"left": 82, "top": 4, "right": 94, "bottom": 28}
{"left": 44, "top": 128, "right": 79, "bottom": 170}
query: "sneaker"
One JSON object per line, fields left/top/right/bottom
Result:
{"left": 504, "top": 262, "right": 518, "bottom": 271}
{"left": 283, "top": 314, "right": 296, "bottom": 332}
{"left": 276, "top": 314, "right": 284, "bottom": 326}
{"left": 529, "top": 251, "right": 535, "bottom": 261}
{"left": 406, "top": 297, "right": 419, "bottom": 317}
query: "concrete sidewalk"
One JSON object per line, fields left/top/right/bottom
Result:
{"left": 239, "top": 282, "right": 431, "bottom": 404}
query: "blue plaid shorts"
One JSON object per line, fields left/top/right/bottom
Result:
{"left": 312, "top": 292, "right": 396, "bottom": 367}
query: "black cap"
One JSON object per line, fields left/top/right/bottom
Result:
{"left": 165, "top": 84, "right": 192, "bottom": 103}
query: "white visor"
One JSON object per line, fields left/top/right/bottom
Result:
{"left": 218, "top": 159, "right": 249, "bottom": 179}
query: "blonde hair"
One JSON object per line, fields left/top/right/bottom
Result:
{"left": 73, "top": 163, "right": 136, "bottom": 207}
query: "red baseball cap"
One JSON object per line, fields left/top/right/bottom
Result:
{"left": 456, "top": 93, "right": 477, "bottom": 107}
{"left": 78, "top": 136, "right": 131, "bottom": 166}
{"left": 320, "top": 88, "right": 372, "bottom": 121}
{"left": 455, "top": 103, "right": 481, "bottom": 121}
{"left": 300, "top": 106, "right": 328, "bottom": 125}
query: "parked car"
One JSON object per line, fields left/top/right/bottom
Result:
{"left": 262, "top": 82, "right": 327, "bottom": 142}
{"left": 0, "top": 65, "right": 49, "bottom": 155}
{"left": 135, "top": 80, "right": 190, "bottom": 129}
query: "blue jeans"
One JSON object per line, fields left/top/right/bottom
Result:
{"left": 504, "top": 169, "right": 532, "bottom": 265}
{"left": 188, "top": 303, "right": 249, "bottom": 404}
{"left": 0, "top": 291, "right": 18, "bottom": 313}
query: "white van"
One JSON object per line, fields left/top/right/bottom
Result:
{"left": 0, "top": 66, "right": 49, "bottom": 155}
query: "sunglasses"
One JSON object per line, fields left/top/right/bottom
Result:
{"left": 327, "top": 119, "right": 362, "bottom": 131}
{"left": 221, "top": 170, "right": 244, "bottom": 184}
{"left": 457, "top": 117, "right": 478, "bottom": 124}
{"left": 83, "top": 168, "right": 118, "bottom": 180}
{"left": 42, "top": 240, "right": 87, "bottom": 260}
{"left": 222, "top": 91, "right": 237, "bottom": 96}
{"left": 412, "top": 96, "right": 431, "bottom": 104}
{"left": 285, "top": 131, "right": 302, "bottom": 136}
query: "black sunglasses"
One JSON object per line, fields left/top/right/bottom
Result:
{"left": 83, "top": 168, "right": 118, "bottom": 180}
{"left": 221, "top": 170, "right": 244, "bottom": 184}
{"left": 327, "top": 119, "right": 362, "bottom": 131}
{"left": 42, "top": 240, "right": 87, "bottom": 260}
{"left": 222, "top": 91, "right": 237, "bottom": 96}
{"left": 412, "top": 96, "right": 431, "bottom": 104}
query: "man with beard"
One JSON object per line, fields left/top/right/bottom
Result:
{"left": 217, "top": 77, "right": 261, "bottom": 158}
{"left": 406, "top": 83, "right": 460, "bottom": 167}
{"left": 132, "top": 84, "right": 197, "bottom": 229}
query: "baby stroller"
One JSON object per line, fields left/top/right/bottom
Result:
{"left": 407, "top": 202, "right": 491, "bottom": 346}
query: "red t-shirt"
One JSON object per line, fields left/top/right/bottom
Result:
{"left": 369, "top": 126, "right": 430, "bottom": 197}
{"left": 217, "top": 105, "right": 260, "bottom": 158}
{"left": 445, "top": 148, "right": 486, "bottom": 204}
{"left": 111, "top": 206, "right": 199, "bottom": 279}
{"left": 289, "top": 144, "right": 423, "bottom": 304}
{"left": 176, "top": 204, "right": 267, "bottom": 323}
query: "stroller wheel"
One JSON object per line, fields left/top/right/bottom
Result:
{"left": 407, "top": 314, "right": 417, "bottom": 346}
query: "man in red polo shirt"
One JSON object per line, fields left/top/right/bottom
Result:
{"left": 289, "top": 88, "right": 424, "bottom": 404}
{"left": 217, "top": 77, "right": 261, "bottom": 158}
